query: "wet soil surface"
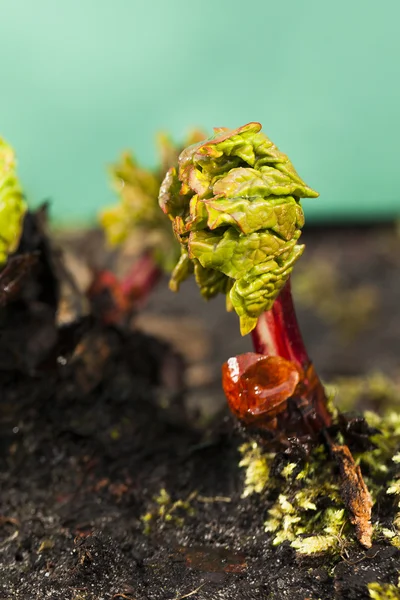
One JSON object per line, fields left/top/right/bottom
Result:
{"left": 1, "top": 223, "right": 400, "bottom": 599}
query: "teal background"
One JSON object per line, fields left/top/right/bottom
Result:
{"left": 0, "top": 0, "right": 399, "bottom": 226}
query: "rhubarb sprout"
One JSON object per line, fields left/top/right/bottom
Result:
{"left": 100, "top": 130, "right": 205, "bottom": 273}
{"left": 0, "top": 138, "right": 27, "bottom": 265}
{"left": 159, "top": 122, "right": 318, "bottom": 334}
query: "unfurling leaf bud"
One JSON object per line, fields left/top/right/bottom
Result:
{"left": 159, "top": 122, "right": 318, "bottom": 334}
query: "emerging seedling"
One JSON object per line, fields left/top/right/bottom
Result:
{"left": 159, "top": 122, "right": 373, "bottom": 547}
{"left": 0, "top": 137, "right": 27, "bottom": 265}
{"left": 0, "top": 137, "right": 36, "bottom": 308}
{"left": 96, "top": 131, "right": 204, "bottom": 324}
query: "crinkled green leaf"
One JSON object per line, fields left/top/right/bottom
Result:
{"left": 197, "top": 123, "right": 261, "bottom": 165}
{"left": 204, "top": 196, "right": 303, "bottom": 239}
{"left": 186, "top": 195, "right": 209, "bottom": 232}
{"left": 230, "top": 244, "right": 304, "bottom": 335}
{"left": 213, "top": 166, "right": 317, "bottom": 200}
{"left": 169, "top": 250, "right": 194, "bottom": 292}
{"left": 159, "top": 166, "right": 189, "bottom": 220}
{"left": 194, "top": 261, "right": 231, "bottom": 299}
{"left": 159, "top": 122, "right": 319, "bottom": 333}
{"left": 189, "top": 228, "right": 301, "bottom": 282}
{"left": 0, "top": 138, "right": 26, "bottom": 265}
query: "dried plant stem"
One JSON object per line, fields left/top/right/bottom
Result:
{"left": 324, "top": 432, "right": 373, "bottom": 548}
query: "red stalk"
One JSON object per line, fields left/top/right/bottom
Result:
{"left": 224, "top": 276, "right": 372, "bottom": 547}
{"left": 120, "top": 252, "right": 163, "bottom": 306}
{"left": 87, "top": 253, "right": 162, "bottom": 326}
{"left": 251, "top": 279, "right": 310, "bottom": 371}
{"left": 248, "top": 277, "right": 332, "bottom": 432}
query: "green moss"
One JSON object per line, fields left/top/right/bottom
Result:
{"left": 368, "top": 582, "right": 400, "bottom": 599}
{"left": 239, "top": 375, "right": 400, "bottom": 555}
{"left": 240, "top": 442, "right": 346, "bottom": 554}
{"left": 141, "top": 488, "right": 196, "bottom": 534}
{"left": 380, "top": 528, "right": 400, "bottom": 549}
{"left": 239, "top": 442, "right": 272, "bottom": 497}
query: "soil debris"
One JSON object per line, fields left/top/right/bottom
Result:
{"left": 1, "top": 222, "right": 400, "bottom": 599}
{"left": 330, "top": 441, "right": 373, "bottom": 548}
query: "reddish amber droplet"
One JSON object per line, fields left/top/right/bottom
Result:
{"left": 222, "top": 353, "right": 300, "bottom": 428}
{"left": 222, "top": 352, "right": 333, "bottom": 439}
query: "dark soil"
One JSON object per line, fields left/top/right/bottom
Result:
{"left": 1, "top": 222, "right": 400, "bottom": 600}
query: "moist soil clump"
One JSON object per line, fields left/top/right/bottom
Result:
{"left": 3, "top": 350, "right": 400, "bottom": 600}
{"left": 1, "top": 220, "right": 400, "bottom": 600}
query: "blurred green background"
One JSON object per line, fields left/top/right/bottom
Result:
{"left": 0, "top": 0, "right": 399, "bottom": 226}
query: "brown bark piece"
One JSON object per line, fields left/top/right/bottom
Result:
{"left": 330, "top": 442, "right": 373, "bottom": 548}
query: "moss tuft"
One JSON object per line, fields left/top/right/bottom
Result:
{"left": 239, "top": 442, "right": 273, "bottom": 497}
{"left": 368, "top": 582, "right": 400, "bottom": 599}
{"left": 141, "top": 488, "right": 196, "bottom": 534}
{"left": 239, "top": 376, "right": 400, "bottom": 555}
{"left": 240, "top": 442, "right": 346, "bottom": 553}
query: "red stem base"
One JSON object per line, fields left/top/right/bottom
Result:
{"left": 251, "top": 280, "right": 309, "bottom": 371}
{"left": 87, "top": 253, "right": 162, "bottom": 326}
{"left": 247, "top": 278, "right": 332, "bottom": 433}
